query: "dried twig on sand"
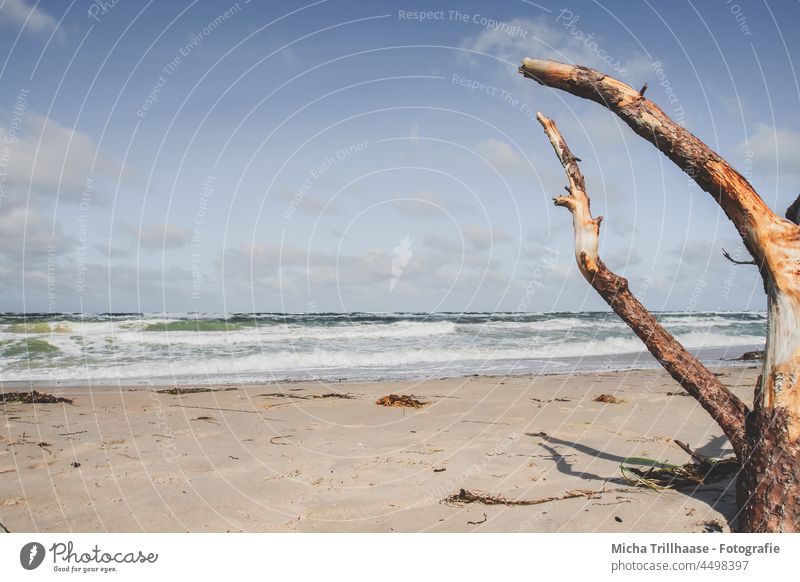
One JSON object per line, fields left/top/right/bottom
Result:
{"left": 261, "top": 392, "right": 356, "bottom": 409}
{"left": 315, "top": 393, "right": 355, "bottom": 399}
{"left": 260, "top": 392, "right": 355, "bottom": 401}
{"left": 0, "top": 391, "right": 73, "bottom": 405}
{"left": 443, "top": 486, "right": 631, "bottom": 507}
{"left": 376, "top": 394, "right": 426, "bottom": 408}
{"left": 156, "top": 387, "right": 238, "bottom": 395}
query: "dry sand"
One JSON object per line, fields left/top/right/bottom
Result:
{"left": 0, "top": 365, "right": 759, "bottom": 533}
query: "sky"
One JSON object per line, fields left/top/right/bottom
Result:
{"left": 0, "top": 0, "right": 797, "bottom": 314}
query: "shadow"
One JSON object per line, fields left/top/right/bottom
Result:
{"left": 525, "top": 432, "right": 739, "bottom": 525}
{"left": 531, "top": 432, "right": 630, "bottom": 464}
{"left": 538, "top": 443, "right": 628, "bottom": 484}
{"left": 532, "top": 433, "right": 630, "bottom": 486}
{"left": 694, "top": 435, "right": 734, "bottom": 458}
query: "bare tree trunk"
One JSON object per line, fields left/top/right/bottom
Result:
{"left": 522, "top": 59, "right": 800, "bottom": 532}
{"left": 739, "top": 287, "right": 800, "bottom": 531}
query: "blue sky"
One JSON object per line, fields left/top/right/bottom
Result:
{"left": 0, "top": 0, "right": 797, "bottom": 313}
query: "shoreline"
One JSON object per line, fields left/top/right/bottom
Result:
{"left": 1, "top": 366, "right": 759, "bottom": 532}
{"left": 0, "top": 345, "right": 763, "bottom": 392}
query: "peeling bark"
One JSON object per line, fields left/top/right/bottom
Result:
{"left": 519, "top": 58, "right": 787, "bottom": 268}
{"left": 537, "top": 113, "right": 748, "bottom": 459}
{"left": 524, "top": 59, "right": 800, "bottom": 532}
{"left": 738, "top": 407, "right": 800, "bottom": 532}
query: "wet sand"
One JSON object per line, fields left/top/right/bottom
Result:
{"left": 0, "top": 365, "right": 759, "bottom": 532}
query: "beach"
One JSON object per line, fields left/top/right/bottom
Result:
{"left": 0, "top": 365, "right": 759, "bottom": 533}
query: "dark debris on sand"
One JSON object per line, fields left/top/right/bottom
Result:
{"left": 0, "top": 391, "right": 73, "bottom": 405}
{"left": 260, "top": 392, "right": 355, "bottom": 400}
{"left": 593, "top": 393, "right": 625, "bottom": 404}
{"left": 376, "top": 394, "right": 427, "bottom": 408}
{"left": 156, "top": 386, "right": 239, "bottom": 395}
{"left": 620, "top": 440, "right": 740, "bottom": 490}
{"left": 443, "top": 486, "right": 630, "bottom": 507}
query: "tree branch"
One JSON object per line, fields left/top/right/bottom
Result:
{"left": 786, "top": 194, "right": 800, "bottom": 225}
{"left": 520, "top": 59, "right": 795, "bottom": 277}
{"left": 722, "top": 248, "right": 756, "bottom": 266}
{"left": 536, "top": 112, "right": 749, "bottom": 459}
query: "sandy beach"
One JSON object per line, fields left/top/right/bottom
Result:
{"left": 0, "top": 365, "right": 759, "bottom": 533}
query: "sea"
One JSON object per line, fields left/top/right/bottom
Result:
{"left": 0, "top": 311, "right": 766, "bottom": 387}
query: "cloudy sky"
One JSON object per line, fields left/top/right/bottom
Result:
{"left": 0, "top": 0, "right": 797, "bottom": 314}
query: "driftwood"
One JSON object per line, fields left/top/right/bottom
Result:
{"left": 534, "top": 110, "right": 748, "bottom": 458}
{"left": 520, "top": 57, "right": 800, "bottom": 531}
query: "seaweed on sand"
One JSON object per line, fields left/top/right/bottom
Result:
{"left": 593, "top": 393, "right": 625, "bottom": 404}
{"left": 0, "top": 391, "right": 73, "bottom": 404}
{"left": 376, "top": 394, "right": 427, "bottom": 408}
{"left": 619, "top": 440, "right": 740, "bottom": 490}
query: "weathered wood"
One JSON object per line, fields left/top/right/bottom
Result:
{"left": 519, "top": 58, "right": 789, "bottom": 269}
{"left": 738, "top": 407, "right": 800, "bottom": 532}
{"left": 537, "top": 113, "right": 748, "bottom": 459}
{"left": 525, "top": 58, "right": 800, "bottom": 532}
{"left": 721, "top": 248, "right": 756, "bottom": 266}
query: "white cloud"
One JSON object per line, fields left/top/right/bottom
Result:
{"left": 422, "top": 234, "right": 462, "bottom": 253}
{"left": 217, "top": 236, "right": 523, "bottom": 311}
{"left": 273, "top": 188, "right": 337, "bottom": 216}
{"left": 737, "top": 124, "right": 800, "bottom": 177}
{"left": 463, "top": 224, "right": 513, "bottom": 250}
{"left": 0, "top": 205, "right": 67, "bottom": 307}
{"left": 0, "top": 205, "right": 63, "bottom": 257}
{"left": 461, "top": 16, "right": 652, "bottom": 80}
{"left": 119, "top": 223, "right": 193, "bottom": 251}
{"left": 1, "top": 110, "right": 139, "bottom": 208}
{"left": 474, "top": 137, "right": 528, "bottom": 171}
{"left": 0, "top": 111, "right": 141, "bottom": 306}
{"left": 389, "top": 189, "right": 472, "bottom": 218}
{"left": 0, "top": 0, "right": 61, "bottom": 38}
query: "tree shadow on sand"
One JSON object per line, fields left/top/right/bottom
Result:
{"left": 526, "top": 432, "right": 739, "bottom": 524}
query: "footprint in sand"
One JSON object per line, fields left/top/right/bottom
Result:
{"left": 152, "top": 474, "right": 177, "bottom": 485}
{"left": 99, "top": 439, "right": 127, "bottom": 451}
